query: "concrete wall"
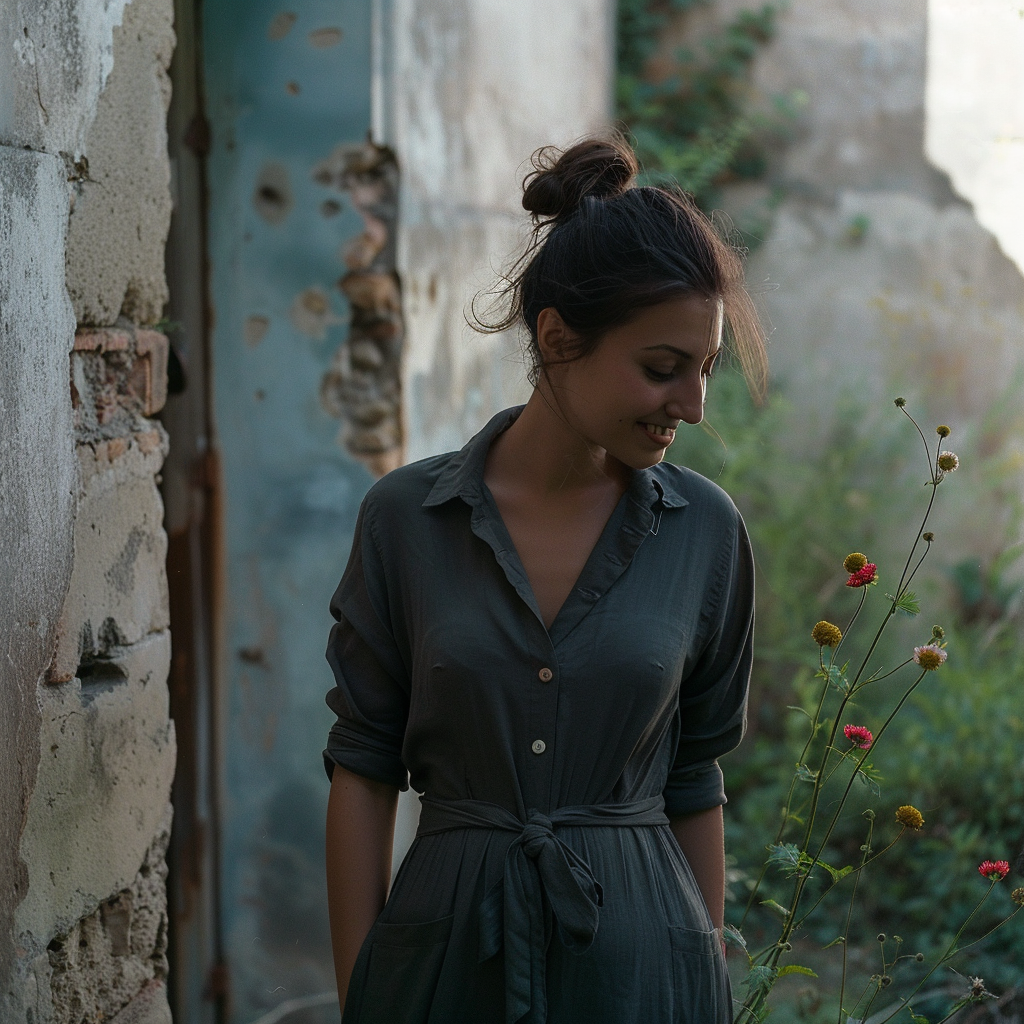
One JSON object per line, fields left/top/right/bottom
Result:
{"left": 0, "top": 0, "right": 176, "bottom": 1020}
{"left": 665, "top": 0, "right": 1024, "bottom": 428}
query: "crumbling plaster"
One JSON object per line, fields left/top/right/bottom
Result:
{"left": 17, "top": 631, "right": 175, "bottom": 948}
{"left": 65, "top": 0, "right": 175, "bottom": 325}
{"left": 0, "top": 0, "right": 132, "bottom": 156}
{"left": 1, "top": 0, "right": 177, "bottom": 1018}
{"left": 0, "top": 144, "right": 78, "bottom": 1021}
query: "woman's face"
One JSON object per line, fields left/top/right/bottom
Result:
{"left": 539, "top": 293, "right": 723, "bottom": 470}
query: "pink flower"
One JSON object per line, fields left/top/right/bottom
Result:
{"left": 913, "top": 644, "right": 947, "bottom": 670}
{"left": 846, "top": 563, "right": 879, "bottom": 588}
{"left": 844, "top": 724, "right": 873, "bottom": 749}
{"left": 978, "top": 860, "right": 1010, "bottom": 881}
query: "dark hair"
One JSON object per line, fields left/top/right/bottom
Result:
{"left": 472, "top": 131, "right": 768, "bottom": 398}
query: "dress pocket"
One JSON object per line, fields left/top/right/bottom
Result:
{"left": 347, "top": 915, "right": 454, "bottom": 1024}
{"left": 668, "top": 925, "right": 732, "bottom": 1023}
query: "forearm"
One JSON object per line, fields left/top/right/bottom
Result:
{"left": 669, "top": 804, "right": 726, "bottom": 932}
{"left": 325, "top": 766, "right": 399, "bottom": 1010}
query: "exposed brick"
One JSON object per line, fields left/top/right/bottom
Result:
{"left": 133, "top": 331, "right": 169, "bottom": 416}
{"left": 74, "top": 328, "right": 132, "bottom": 353}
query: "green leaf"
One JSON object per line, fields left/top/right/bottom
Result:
{"left": 778, "top": 964, "right": 818, "bottom": 978}
{"left": 894, "top": 590, "right": 921, "bottom": 616}
{"left": 794, "top": 763, "right": 818, "bottom": 783}
{"left": 827, "top": 664, "right": 851, "bottom": 693}
{"left": 723, "top": 923, "right": 748, "bottom": 953}
{"left": 787, "top": 704, "right": 813, "bottom": 722}
{"left": 745, "top": 964, "right": 777, "bottom": 999}
{"left": 909, "top": 1011, "right": 930, "bottom": 1023}
{"left": 823, "top": 936, "right": 846, "bottom": 949}
{"left": 816, "top": 860, "right": 854, "bottom": 885}
{"left": 760, "top": 898, "right": 791, "bottom": 921}
{"left": 766, "top": 842, "right": 801, "bottom": 871}
{"left": 856, "top": 762, "right": 884, "bottom": 796}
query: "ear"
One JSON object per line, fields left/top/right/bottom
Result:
{"left": 535, "top": 306, "right": 573, "bottom": 364}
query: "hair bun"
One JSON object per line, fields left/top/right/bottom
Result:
{"left": 522, "top": 133, "right": 638, "bottom": 221}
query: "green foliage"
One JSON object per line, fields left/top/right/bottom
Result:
{"left": 616, "top": 0, "right": 793, "bottom": 214}
{"left": 668, "top": 372, "right": 1024, "bottom": 999}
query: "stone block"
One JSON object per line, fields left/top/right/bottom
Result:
{"left": 17, "top": 631, "right": 176, "bottom": 946}
{"left": 64, "top": 0, "right": 175, "bottom": 325}
{"left": 108, "top": 981, "right": 173, "bottom": 1024}
{"left": 49, "top": 431, "right": 170, "bottom": 685}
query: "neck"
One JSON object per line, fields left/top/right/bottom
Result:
{"left": 488, "top": 389, "right": 630, "bottom": 497}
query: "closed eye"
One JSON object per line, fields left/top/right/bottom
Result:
{"left": 644, "top": 367, "right": 676, "bottom": 383}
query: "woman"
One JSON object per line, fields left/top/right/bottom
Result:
{"left": 323, "top": 133, "right": 767, "bottom": 1023}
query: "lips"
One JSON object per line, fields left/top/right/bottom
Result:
{"left": 638, "top": 421, "right": 677, "bottom": 444}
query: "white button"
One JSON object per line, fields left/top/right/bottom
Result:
{"left": 531, "top": 739, "right": 546, "bottom": 755}
{"left": 538, "top": 667, "right": 553, "bottom": 682}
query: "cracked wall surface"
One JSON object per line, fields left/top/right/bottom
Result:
{"left": 0, "top": 0, "right": 177, "bottom": 1021}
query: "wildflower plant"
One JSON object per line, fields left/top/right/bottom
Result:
{"left": 728, "top": 402, "right": 1023, "bottom": 1024}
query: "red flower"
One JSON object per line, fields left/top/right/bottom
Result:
{"left": 846, "top": 563, "right": 879, "bottom": 588}
{"left": 978, "top": 860, "right": 1010, "bottom": 881}
{"left": 844, "top": 724, "right": 873, "bottom": 749}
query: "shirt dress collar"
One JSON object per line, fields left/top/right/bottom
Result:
{"left": 421, "top": 405, "right": 689, "bottom": 514}
{"left": 421, "top": 407, "right": 689, "bottom": 643}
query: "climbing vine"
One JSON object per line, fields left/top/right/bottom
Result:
{"left": 616, "top": 0, "right": 793, "bottom": 223}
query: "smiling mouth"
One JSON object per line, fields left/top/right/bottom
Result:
{"left": 638, "top": 421, "right": 677, "bottom": 443}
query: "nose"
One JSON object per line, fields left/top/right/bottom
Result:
{"left": 665, "top": 370, "right": 706, "bottom": 426}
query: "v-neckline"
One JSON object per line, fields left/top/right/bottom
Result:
{"left": 472, "top": 476, "right": 659, "bottom": 646}
{"left": 479, "top": 480, "right": 627, "bottom": 632}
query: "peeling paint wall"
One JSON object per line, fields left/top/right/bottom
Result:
{"left": 1, "top": 0, "right": 177, "bottom": 1020}
{"left": 378, "top": 0, "right": 617, "bottom": 463}
{"left": 201, "top": 2, "right": 375, "bottom": 1020}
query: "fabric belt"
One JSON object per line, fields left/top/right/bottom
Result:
{"left": 416, "top": 795, "right": 670, "bottom": 1024}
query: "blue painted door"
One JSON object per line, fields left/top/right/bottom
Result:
{"left": 203, "top": 3, "right": 372, "bottom": 1020}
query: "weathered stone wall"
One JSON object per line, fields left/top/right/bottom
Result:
{"left": 0, "top": 0, "right": 177, "bottom": 1020}
{"left": 662, "top": 0, "right": 1024, "bottom": 426}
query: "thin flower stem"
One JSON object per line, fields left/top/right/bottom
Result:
{"left": 794, "top": 829, "right": 904, "bottom": 932}
{"left": 809, "top": 672, "right": 928, "bottom": 869}
{"left": 739, "top": 662, "right": 832, "bottom": 927}
{"left": 836, "top": 816, "right": 874, "bottom": 1024}
{"left": 893, "top": 484, "right": 938, "bottom": 603}
{"left": 855, "top": 658, "right": 914, "bottom": 689}
{"left": 835, "top": 589, "right": 868, "bottom": 661}
{"left": 752, "top": 669, "right": 928, "bottom": 1001}
{"left": 873, "top": 885, "right": 1000, "bottom": 1024}
{"left": 901, "top": 404, "right": 937, "bottom": 485}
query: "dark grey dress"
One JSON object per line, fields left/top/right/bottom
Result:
{"left": 324, "top": 406, "right": 754, "bottom": 1024}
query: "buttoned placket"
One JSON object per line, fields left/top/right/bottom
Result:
{"left": 420, "top": 406, "right": 689, "bottom": 814}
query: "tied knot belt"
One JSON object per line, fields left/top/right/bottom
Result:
{"left": 417, "top": 795, "right": 670, "bottom": 1024}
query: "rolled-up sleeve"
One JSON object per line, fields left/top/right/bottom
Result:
{"left": 663, "top": 512, "right": 754, "bottom": 817}
{"left": 323, "top": 498, "right": 410, "bottom": 790}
